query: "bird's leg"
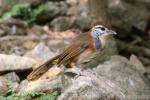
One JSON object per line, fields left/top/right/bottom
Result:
{"left": 65, "top": 64, "right": 72, "bottom": 68}
{"left": 64, "top": 67, "right": 82, "bottom": 78}
{"left": 70, "top": 63, "right": 77, "bottom": 67}
{"left": 65, "top": 63, "right": 76, "bottom": 68}
{"left": 64, "top": 63, "right": 84, "bottom": 79}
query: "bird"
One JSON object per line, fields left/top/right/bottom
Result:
{"left": 27, "top": 25, "right": 117, "bottom": 80}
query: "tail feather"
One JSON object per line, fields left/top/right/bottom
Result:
{"left": 27, "top": 55, "right": 60, "bottom": 80}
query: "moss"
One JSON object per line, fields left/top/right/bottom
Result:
{"left": 0, "top": 91, "right": 58, "bottom": 100}
{"left": 1, "top": 4, "right": 31, "bottom": 20}
{"left": 0, "top": 81, "right": 58, "bottom": 100}
{"left": 39, "top": 91, "right": 58, "bottom": 100}
{"left": 1, "top": 2, "right": 53, "bottom": 24}
{"left": 28, "top": 2, "right": 51, "bottom": 23}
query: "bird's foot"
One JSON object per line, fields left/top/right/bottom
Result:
{"left": 64, "top": 67, "right": 83, "bottom": 78}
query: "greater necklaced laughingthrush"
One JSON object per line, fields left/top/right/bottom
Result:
{"left": 27, "top": 25, "right": 117, "bottom": 80}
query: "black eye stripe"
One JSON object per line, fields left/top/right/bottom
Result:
{"left": 96, "top": 26, "right": 105, "bottom": 31}
{"left": 100, "top": 27, "right": 105, "bottom": 31}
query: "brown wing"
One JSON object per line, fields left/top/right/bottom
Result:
{"left": 57, "top": 33, "right": 91, "bottom": 65}
{"left": 27, "top": 32, "right": 91, "bottom": 80}
{"left": 27, "top": 55, "right": 60, "bottom": 80}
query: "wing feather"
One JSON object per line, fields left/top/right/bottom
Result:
{"left": 57, "top": 33, "right": 91, "bottom": 65}
{"left": 58, "top": 46, "right": 84, "bottom": 65}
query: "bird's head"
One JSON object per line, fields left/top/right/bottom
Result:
{"left": 91, "top": 25, "right": 117, "bottom": 39}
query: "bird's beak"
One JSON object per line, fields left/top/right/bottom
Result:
{"left": 107, "top": 30, "right": 117, "bottom": 35}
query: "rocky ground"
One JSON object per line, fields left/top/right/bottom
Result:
{"left": 0, "top": 0, "right": 150, "bottom": 100}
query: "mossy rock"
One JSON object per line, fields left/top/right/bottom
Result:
{"left": 1, "top": 4, "right": 31, "bottom": 20}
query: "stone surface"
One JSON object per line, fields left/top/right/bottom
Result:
{"left": 47, "top": 37, "right": 75, "bottom": 53}
{"left": 19, "top": 55, "right": 150, "bottom": 99}
{"left": 129, "top": 54, "right": 146, "bottom": 74}
{"left": 0, "top": 74, "right": 20, "bottom": 96}
{"left": 73, "top": 15, "right": 91, "bottom": 30}
{"left": 66, "top": 0, "right": 79, "bottom": 6}
{"left": 50, "top": 17, "right": 73, "bottom": 31}
{"left": 124, "top": 0, "right": 150, "bottom": 10}
{"left": 0, "top": 19, "right": 28, "bottom": 36}
{"left": 108, "top": 0, "right": 150, "bottom": 32}
{"left": 25, "top": 42, "right": 57, "bottom": 69}
{"left": 0, "top": 54, "right": 37, "bottom": 74}
{"left": 58, "top": 68, "right": 125, "bottom": 100}
{"left": 66, "top": 0, "right": 90, "bottom": 31}
{"left": 3, "top": 72, "right": 20, "bottom": 83}
{"left": 0, "top": 0, "right": 19, "bottom": 16}
{"left": 95, "top": 55, "right": 150, "bottom": 100}
{"left": 26, "top": 42, "right": 56, "bottom": 62}
{"left": 18, "top": 75, "right": 63, "bottom": 95}
{"left": 36, "top": 1, "right": 67, "bottom": 24}
{"left": 19, "top": 67, "right": 125, "bottom": 99}
{"left": 0, "top": 77, "right": 8, "bottom": 96}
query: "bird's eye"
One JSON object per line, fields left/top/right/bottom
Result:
{"left": 100, "top": 27, "right": 105, "bottom": 31}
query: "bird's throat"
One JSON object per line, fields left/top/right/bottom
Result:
{"left": 94, "top": 37, "right": 101, "bottom": 50}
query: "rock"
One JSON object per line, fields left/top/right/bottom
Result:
{"left": 35, "top": 1, "right": 67, "bottom": 24}
{"left": 58, "top": 68, "right": 125, "bottom": 100}
{"left": 25, "top": 42, "right": 57, "bottom": 69}
{"left": 18, "top": 64, "right": 63, "bottom": 94}
{"left": 53, "top": 0, "right": 90, "bottom": 31}
{"left": 7, "top": 82, "right": 19, "bottom": 94}
{"left": 50, "top": 17, "right": 73, "bottom": 31}
{"left": 95, "top": 55, "right": 150, "bottom": 99}
{"left": 2, "top": 72, "right": 20, "bottom": 83}
{"left": 129, "top": 54, "right": 146, "bottom": 74}
{"left": 47, "top": 38, "right": 70, "bottom": 53}
{"left": 145, "top": 72, "right": 150, "bottom": 83}
{"left": 0, "top": 1, "right": 67, "bottom": 24}
{"left": 0, "top": 73, "right": 20, "bottom": 96}
{"left": 18, "top": 0, "right": 44, "bottom": 7}
{"left": 66, "top": 0, "right": 79, "bottom": 6}
{"left": 19, "top": 67, "right": 125, "bottom": 99}
{"left": 19, "top": 55, "right": 150, "bottom": 99}
{"left": 0, "top": 77, "right": 8, "bottom": 96}
{"left": 78, "top": 0, "right": 89, "bottom": 16}
{"left": 26, "top": 42, "right": 56, "bottom": 62}
{"left": 0, "top": 19, "right": 28, "bottom": 36}
{"left": 0, "top": 0, "right": 20, "bottom": 16}
{"left": 0, "top": 35, "right": 39, "bottom": 55}
{"left": 0, "top": 28, "right": 6, "bottom": 36}
{"left": 73, "top": 15, "right": 91, "bottom": 30}
{"left": 0, "top": 0, "right": 43, "bottom": 16}
{"left": 1, "top": 3, "right": 31, "bottom": 21}
{"left": 108, "top": 0, "right": 150, "bottom": 32}
{"left": 9, "top": 46, "right": 26, "bottom": 56}
{"left": 0, "top": 54, "right": 37, "bottom": 74}
{"left": 66, "top": 0, "right": 90, "bottom": 30}
{"left": 124, "top": 0, "right": 150, "bottom": 10}
{"left": 27, "top": 25, "right": 45, "bottom": 35}
{"left": 139, "top": 56, "right": 150, "bottom": 66}
{"left": 18, "top": 75, "right": 63, "bottom": 95}
{"left": 67, "top": 6, "right": 79, "bottom": 16}
{"left": 22, "top": 41, "right": 38, "bottom": 51}
{"left": 66, "top": 0, "right": 80, "bottom": 16}
{"left": 47, "top": 30, "right": 78, "bottom": 39}
{"left": 67, "top": 0, "right": 89, "bottom": 17}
